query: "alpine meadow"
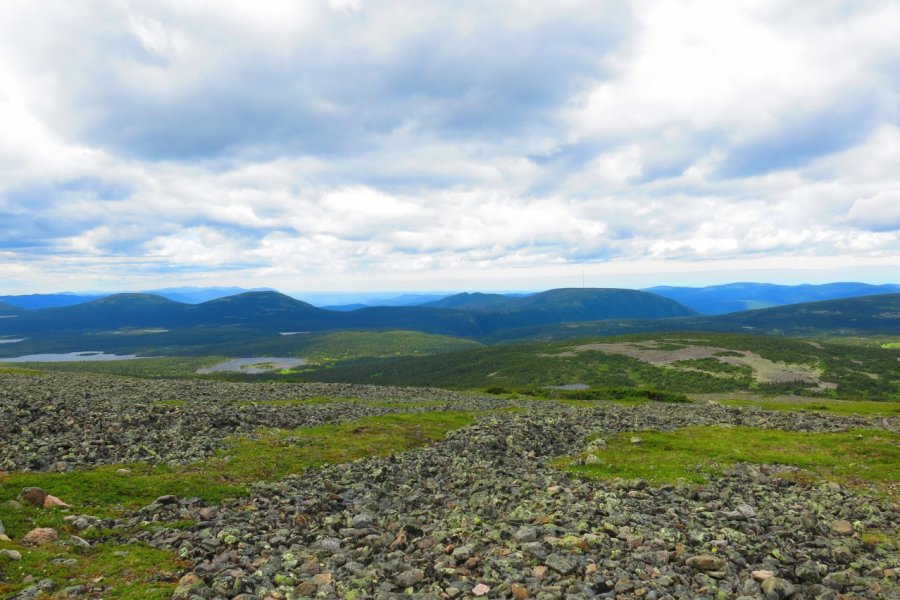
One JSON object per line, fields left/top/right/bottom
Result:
{"left": 0, "top": 2, "right": 898, "bottom": 600}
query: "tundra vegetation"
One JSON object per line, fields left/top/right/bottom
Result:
{"left": 0, "top": 328, "right": 897, "bottom": 598}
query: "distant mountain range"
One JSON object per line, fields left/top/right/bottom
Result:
{"left": 0, "top": 288, "right": 694, "bottom": 338}
{"left": 5, "top": 281, "right": 898, "bottom": 315}
{"left": 486, "top": 292, "right": 900, "bottom": 343}
{"left": 0, "top": 287, "right": 272, "bottom": 309}
{"left": 645, "top": 282, "right": 900, "bottom": 315}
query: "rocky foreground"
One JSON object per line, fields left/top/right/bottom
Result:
{"left": 1, "top": 373, "right": 898, "bottom": 599}
{"left": 0, "top": 373, "right": 510, "bottom": 471}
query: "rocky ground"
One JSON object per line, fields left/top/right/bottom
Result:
{"left": 1, "top": 372, "right": 898, "bottom": 599}
{"left": 0, "top": 372, "right": 513, "bottom": 471}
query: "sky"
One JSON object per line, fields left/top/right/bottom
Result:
{"left": 1, "top": 0, "right": 899, "bottom": 295}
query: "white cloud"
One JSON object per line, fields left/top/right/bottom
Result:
{"left": 845, "top": 190, "right": 900, "bottom": 232}
{"left": 0, "top": 1, "right": 898, "bottom": 293}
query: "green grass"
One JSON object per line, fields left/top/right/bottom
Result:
{"left": 230, "top": 396, "right": 360, "bottom": 407}
{"left": 560, "top": 426, "right": 900, "bottom": 499}
{"left": 0, "top": 412, "right": 475, "bottom": 531}
{"left": 0, "top": 539, "right": 186, "bottom": 599}
{"left": 716, "top": 397, "right": 900, "bottom": 417}
{"left": 0, "top": 411, "right": 475, "bottom": 597}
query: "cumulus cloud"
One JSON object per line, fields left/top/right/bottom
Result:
{"left": 0, "top": 0, "right": 898, "bottom": 293}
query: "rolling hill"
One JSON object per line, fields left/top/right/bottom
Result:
{"left": 423, "top": 292, "right": 519, "bottom": 311}
{"left": 425, "top": 288, "right": 696, "bottom": 325}
{"left": 0, "top": 288, "right": 695, "bottom": 341}
{"left": 487, "top": 292, "right": 900, "bottom": 343}
{"left": 0, "top": 301, "right": 22, "bottom": 315}
{"left": 646, "top": 282, "right": 900, "bottom": 315}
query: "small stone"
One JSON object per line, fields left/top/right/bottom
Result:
{"left": 63, "top": 584, "right": 86, "bottom": 596}
{"left": 532, "top": 565, "right": 549, "bottom": 579}
{"left": 831, "top": 546, "right": 853, "bottom": 563}
{"left": 545, "top": 553, "right": 577, "bottom": 575}
{"left": 115, "top": 468, "right": 131, "bottom": 474}
{"left": 760, "top": 576, "right": 796, "bottom": 600}
{"left": 472, "top": 583, "right": 490, "bottom": 596}
{"left": 795, "top": 560, "right": 822, "bottom": 582}
{"left": 43, "top": 494, "right": 71, "bottom": 508}
{"left": 351, "top": 513, "right": 375, "bottom": 529}
{"left": 752, "top": 569, "right": 775, "bottom": 582}
{"left": 154, "top": 495, "right": 178, "bottom": 505}
{"left": 513, "top": 526, "right": 539, "bottom": 542}
{"left": 313, "top": 537, "right": 341, "bottom": 553}
{"left": 22, "top": 527, "right": 58, "bottom": 546}
{"left": 294, "top": 581, "right": 317, "bottom": 595}
{"left": 523, "top": 541, "right": 547, "bottom": 559}
{"left": 630, "top": 436, "right": 643, "bottom": 445}
{"left": 686, "top": 554, "right": 726, "bottom": 572}
{"left": 69, "top": 535, "right": 91, "bottom": 548}
{"left": 299, "top": 560, "right": 320, "bottom": 575}
{"left": 311, "top": 572, "right": 332, "bottom": 585}
{"left": 830, "top": 520, "right": 854, "bottom": 536}
{"left": 511, "top": 583, "right": 529, "bottom": 599}
{"left": 452, "top": 544, "right": 475, "bottom": 561}
{"left": 20, "top": 487, "right": 48, "bottom": 507}
{"left": 1, "top": 549, "right": 23, "bottom": 560}
{"left": 396, "top": 568, "right": 424, "bottom": 587}
{"left": 584, "top": 454, "right": 602, "bottom": 465}
{"left": 172, "top": 573, "right": 201, "bottom": 600}
{"left": 735, "top": 504, "right": 756, "bottom": 518}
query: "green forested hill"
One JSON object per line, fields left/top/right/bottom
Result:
{"left": 0, "top": 288, "right": 695, "bottom": 339}
{"left": 646, "top": 282, "right": 900, "bottom": 315}
{"left": 284, "top": 332, "right": 900, "bottom": 399}
{"left": 487, "top": 293, "right": 900, "bottom": 343}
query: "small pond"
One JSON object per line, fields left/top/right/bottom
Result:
{"left": 197, "top": 357, "right": 307, "bottom": 374}
{"left": 544, "top": 383, "right": 590, "bottom": 391}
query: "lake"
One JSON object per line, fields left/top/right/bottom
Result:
{"left": 197, "top": 357, "right": 307, "bottom": 374}
{"left": 0, "top": 351, "right": 138, "bottom": 362}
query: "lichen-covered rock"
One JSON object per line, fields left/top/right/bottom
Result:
{"left": 2, "top": 371, "right": 898, "bottom": 599}
{"left": 21, "top": 527, "right": 58, "bottom": 546}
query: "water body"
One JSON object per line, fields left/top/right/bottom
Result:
{"left": 197, "top": 357, "right": 307, "bottom": 374}
{"left": 545, "top": 383, "right": 590, "bottom": 391}
{"left": 0, "top": 351, "right": 138, "bottom": 362}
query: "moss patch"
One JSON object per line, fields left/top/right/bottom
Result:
{"left": 0, "top": 411, "right": 475, "bottom": 597}
{"left": 0, "top": 412, "right": 475, "bottom": 532}
{"left": 0, "top": 540, "right": 186, "bottom": 599}
{"left": 559, "top": 426, "right": 900, "bottom": 499}
{"left": 716, "top": 397, "right": 900, "bottom": 417}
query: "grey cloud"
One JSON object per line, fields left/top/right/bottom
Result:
{"left": 715, "top": 97, "right": 884, "bottom": 179}
{"left": 6, "top": 1, "right": 630, "bottom": 166}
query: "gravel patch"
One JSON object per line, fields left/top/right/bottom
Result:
{"left": 125, "top": 402, "right": 898, "bottom": 599}
{"left": 2, "top": 372, "right": 897, "bottom": 599}
{"left": 0, "top": 372, "right": 511, "bottom": 471}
